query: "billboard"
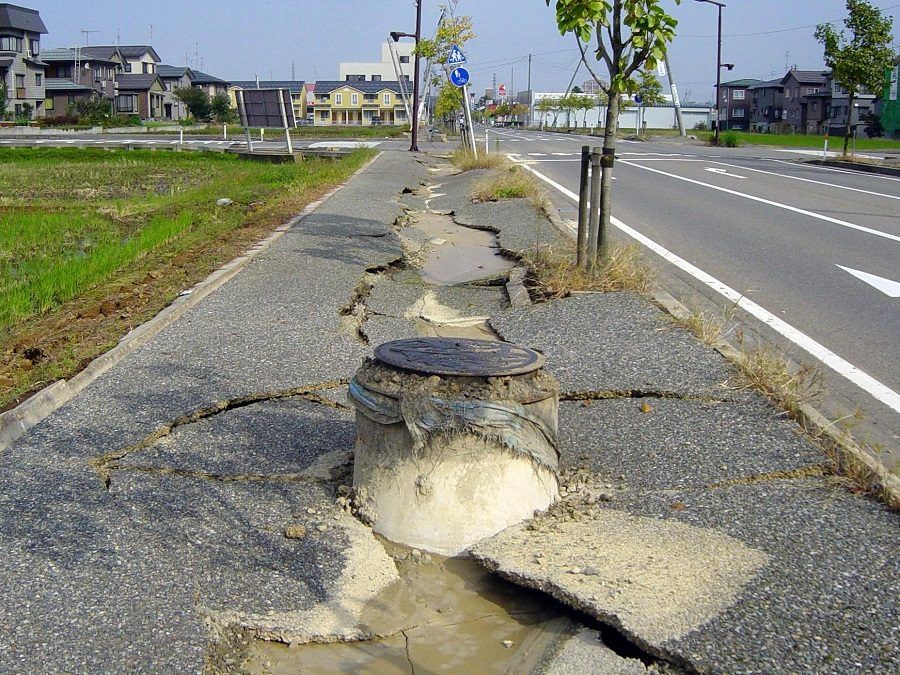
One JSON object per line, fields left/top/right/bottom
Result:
{"left": 237, "top": 88, "right": 296, "bottom": 128}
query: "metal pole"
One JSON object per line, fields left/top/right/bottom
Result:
{"left": 587, "top": 148, "right": 602, "bottom": 267}
{"left": 527, "top": 54, "right": 532, "bottom": 128}
{"left": 715, "top": 4, "right": 723, "bottom": 145}
{"left": 485, "top": 128, "right": 489, "bottom": 154}
{"left": 576, "top": 145, "right": 590, "bottom": 269}
{"left": 278, "top": 90, "right": 293, "bottom": 154}
{"left": 237, "top": 90, "right": 253, "bottom": 152}
{"left": 410, "top": 0, "right": 423, "bottom": 152}
{"left": 664, "top": 51, "right": 686, "bottom": 136}
{"left": 462, "top": 83, "right": 477, "bottom": 158}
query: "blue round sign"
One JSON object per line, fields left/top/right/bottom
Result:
{"left": 634, "top": 94, "right": 643, "bottom": 105}
{"left": 449, "top": 67, "right": 470, "bottom": 88}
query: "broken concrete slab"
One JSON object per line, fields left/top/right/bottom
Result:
{"left": 559, "top": 398, "right": 826, "bottom": 490}
{"left": 490, "top": 292, "right": 751, "bottom": 401}
{"left": 473, "top": 478, "right": 900, "bottom": 674}
{"left": 454, "top": 199, "right": 568, "bottom": 255}
{"left": 539, "top": 628, "right": 648, "bottom": 675}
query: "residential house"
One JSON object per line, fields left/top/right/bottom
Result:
{"left": 801, "top": 90, "right": 831, "bottom": 135}
{"left": 157, "top": 64, "right": 193, "bottom": 120}
{"left": 92, "top": 44, "right": 161, "bottom": 75}
{"left": 304, "top": 82, "right": 315, "bottom": 120}
{"left": 0, "top": 3, "right": 47, "bottom": 118}
{"left": 192, "top": 70, "right": 229, "bottom": 98}
{"left": 41, "top": 46, "right": 122, "bottom": 115}
{"left": 827, "top": 75, "right": 877, "bottom": 138}
{"left": 339, "top": 42, "right": 413, "bottom": 83}
{"left": 114, "top": 72, "right": 164, "bottom": 119}
{"left": 780, "top": 69, "right": 826, "bottom": 133}
{"left": 749, "top": 79, "right": 784, "bottom": 132}
{"left": 881, "top": 55, "right": 900, "bottom": 138}
{"left": 716, "top": 78, "right": 761, "bottom": 131}
{"left": 230, "top": 80, "right": 305, "bottom": 125}
{"left": 312, "top": 80, "right": 407, "bottom": 126}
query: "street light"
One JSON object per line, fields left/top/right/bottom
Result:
{"left": 391, "top": 0, "right": 423, "bottom": 152}
{"left": 695, "top": 0, "right": 728, "bottom": 145}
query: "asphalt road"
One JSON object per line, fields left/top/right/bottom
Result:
{"left": 489, "top": 126, "right": 900, "bottom": 467}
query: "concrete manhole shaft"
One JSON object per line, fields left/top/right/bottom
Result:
{"left": 349, "top": 338, "right": 560, "bottom": 556}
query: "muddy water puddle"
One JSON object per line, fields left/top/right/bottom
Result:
{"left": 411, "top": 212, "right": 513, "bottom": 286}
{"left": 244, "top": 542, "right": 574, "bottom": 674}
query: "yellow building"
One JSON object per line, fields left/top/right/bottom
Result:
{"left": 228, "top": 81, "right": 306, "bottom": 124}
{"left": 312, "top": 81, "right": 408, "bottom": 126}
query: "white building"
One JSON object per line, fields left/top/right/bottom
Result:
{"left": 339, "top": 42, "right": 413, "bottom": 83}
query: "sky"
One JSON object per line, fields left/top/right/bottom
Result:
{"left": 31, "top": 1, "right": 900, "bottom": 104}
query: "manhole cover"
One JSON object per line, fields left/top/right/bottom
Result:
{"left": 374, "top": 338, "right": 545, "bottom": 377}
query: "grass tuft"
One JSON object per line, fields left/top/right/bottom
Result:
{"left": 449, "top": 148, "right": 509, "bottom": 171}
{"left": 525, "top": 244, "right": 655, "bottom": 299}
{"left": 734, "top": 341, "right": 824, "bottom": 419}
{"left": 471, "top": 165, "right": 548, "bottom": 208}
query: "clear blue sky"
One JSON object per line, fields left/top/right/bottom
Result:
{"left": 33, "top": 0, "right": 900, "bottom": 103}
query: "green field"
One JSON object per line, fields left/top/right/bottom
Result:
{"left": 0, "top": 147, "right": 374, "bottom": 407}
{"left": 703, "top": 131, "right": 900, "bottom": 151}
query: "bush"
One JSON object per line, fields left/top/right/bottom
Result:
{"left": 36, "top": 114, "right": 81, "bottom": 128}
{"left": 722, "top": 131, "right": 740, "bottom": 147}
{"left": 693, "top": 121, "right": 708, "bottom": 131}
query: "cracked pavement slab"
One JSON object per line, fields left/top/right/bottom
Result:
{"left": 559, "top": 398, "right": 826, "bottom": 490}
{"left": 539, "top": 628, "right": 648, "bottom": 675}
{"left": 491, "top": 292, "right": 752, "bottom": 401}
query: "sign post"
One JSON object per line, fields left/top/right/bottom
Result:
{"left": 448, "top": 47, "right": 477, "bottom": 158}
{"left": 236, "top": 88, "right": 296, "bottom": 155}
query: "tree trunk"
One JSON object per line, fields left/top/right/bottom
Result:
{"left": 843, "top": 90, "right": 855, "bottom": 157}
{"left": 597, "top": 94, "right": 620, "bottom": 260}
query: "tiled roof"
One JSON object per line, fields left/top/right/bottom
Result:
{"left": 45, "top": 78, "right": 93, "bottom": 92}
{"left": 41, "top": 47, "right": 119, "bottom": 64}
{"left": 0, "top": 3, "right": 47, "bottom": 34}
{"left": 314, "top": 80, "right": 404, "bottom": 95}
{"left": 719, "top": 79, "right": 764, "bottom": 89}
{"left": 93, "top": 45, "right": 160, "bottom": 62}
{"left": 115, "top": 73, "right": 162, "bottom": 91}
{"left": 781, "top": 70, "right": 827, "bottom": 85}
{"left": 231, "top": 80, "right": 305, "bottom": 93}
{"left": 749, "top": 78, "right": 783, "bottom": 90}
{"left": 157, "top": 64, "right": 193, "bottom": 79}
{"left": 192, "top": 70, "right": 229, "bottom": 85}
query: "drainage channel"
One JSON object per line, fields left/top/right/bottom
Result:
{"left": 243, "top": 540, "right": 580, "bottom": 674}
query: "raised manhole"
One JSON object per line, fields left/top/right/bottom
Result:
{"left": 373, "top": 337, "right": 545, "bottom": 377}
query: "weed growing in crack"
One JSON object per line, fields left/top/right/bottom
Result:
{"left": 669, "top": 303, "right": 737, "bottom": 346}
{"left": 471, "top": 165, "right": 549, "bottom": 209}
{"left": 734, "top": 340, "right": 824, "bottom": 419}
{"left": 525, "top": 243, "right": 655, "bottom": 299}
{"left": 449, "top": 148, "right": 509, "bottom": 171}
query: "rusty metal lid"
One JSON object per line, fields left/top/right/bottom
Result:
{"left": 373, "top": 338, "right": 545, "bottom": 377}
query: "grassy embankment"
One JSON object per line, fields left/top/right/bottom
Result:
{"left": 0, "top": 147, "right": 375, "bottom": 410}
{"left": 702, "top": 131, "right": 900, "bottom": 151}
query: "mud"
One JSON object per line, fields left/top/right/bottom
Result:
{"left": 242, "top": 541, "right": 578, "bottom": 674}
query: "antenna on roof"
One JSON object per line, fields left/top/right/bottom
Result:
{"left": 116, "top": 28, "right": 120, "bottom": 47}
{"left": 292, "top": 60, "right": 295, "bottom": 81}
{"left": 81, "top": 29, "right": 99, "bottom": 47}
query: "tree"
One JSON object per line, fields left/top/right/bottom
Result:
{"left": 536, "top": 96, "right": 556, "bottom": 128}
{"left": 0, "top": 82, "right": 7, "bottom": 120}
{"left": 816, "top": 0, "right": 893, "bottom": 156}
{"left": 545, "top": 0, "right": 680, "bottom": 264}
{"left": 434, "top": 82, "right": 463, "bottom": 126}
{"left": 417, "top": 12, "right": 476, "bottom": 129}
{"left": 210, "top": 93, "right": 235, "bottom": 123}
{"left": 634, "top": 70, "right": 665, "bottom": 106}
{"left": 75, "top": 94, "right": 114, "bottom": 125}
{"left": 574, "top": 94, "right": 596, "bottom": 126}
{"left": 174, "top": 87, "right": 212, "bottom": 121}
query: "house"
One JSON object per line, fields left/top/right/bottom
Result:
{"left": 230, "top": 80, "right": 305, "bottom": 124}
{"left": 749, "top": 79, "right": 784, "bottom": 132}
{"left": 0, "top": 3, "right": 47, "bottom": 118}
{"left": 801, "top": 90, "right": 831, "bottom": 135}
{"left": 41, "top": 46, "right": 122, "bottom": 114}
{"left": 192, "top": 70, "right": 229, "bottom": 97}
{"left": 826, "top": 75, "right": 877, "bottom": 138}
{"left": 91, "top": 44, "right": 161, "bottom": 75}
{"left": 780, "top": 69, "right": 827, "bottom": 133}
{"left": 114, "top": 72, "right": 164, "bottom": 119}
{"left": 716, "top": 78, "right": 762, "bottom": 131}
{"left": 312, "top": 80, "right": 407, "bottom": 126}
{"left": 157, "top": 64, "right": 193, "bottom": 120}
{"left": 339, "top": 42, "right": 413, "bottom": 83}
{"left": 881, "top": 55, "right": 900, "bottom": 138}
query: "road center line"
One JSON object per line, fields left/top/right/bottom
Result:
{"left": 705, "top": 160, "right": 900, "bottom": 201}
{"left": 516, "top": 160, "right": 900, "bottom": 415}
{"left": 619, "top": 160, "right": 900, "bottom": 243}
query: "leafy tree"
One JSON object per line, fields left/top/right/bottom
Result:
{"left": 545, "top": 0, "right": 680, "bottom": 263}
{"left": 434, "top": 82, "right": 463, "bottom": 125}
{"left": 174, "top": 87, "right": 212, "bottom": 121}
{"left": 572, "top": 85, "right": 583, "bottom": 93}
{"left": 633, "top": 70, "right": 665, "bottom": 105}
{"left": 210, "top": 93, "right": 235, "bottom": 123}
{"left": 573, "top": 93, "right": 596, "bottom": 126}
{"left": 417, "top": 12, "right": 476, "bottom": 129}
{"left": 816, "top": 0, "right": 893, "bottom": 156}
{"left": 536, "top": 96, "right": 557, "bottom": 127}
{"left": 0, "top": 82, "right": 7, "bottom": 120}
{"left": 75, "top": 95, "right": 114, "bottom": 125}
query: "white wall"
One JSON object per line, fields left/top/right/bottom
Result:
{"left": 339, "top": 42, "right": 414, "bottom": 82}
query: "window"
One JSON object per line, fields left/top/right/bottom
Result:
{"left": 58, "top": 65, "right": 71, "bottom": 78}
{"left": 785, "top": 88, "right": 791, "bottom": 99}
{"left": 733, "top": 108, "right": 745, "bottom": 118}
{"left": 371, "top": 75, "right": 381, "bottom": 82}
{"left": 383, "top": 93, "right": 391, "bottom": 106}
{"left": 335, "top": 93, "right": 343, "bottom": 105}
{"left": 733, "top": 90, "right": 745, "bottom": 100}
{"left": 15, "top": 73, "right": 24, "bottom": 87}
{"left": 45, "top": 97, "right": 53, "bottom": 111}
{"left": 0, "top": 36, "right": 23, "bottom": 52}
{"left": 319, "top": 110, "right": 329, "bottom": 120}
{"left": 346, "top": 74, "right": 365, "bottom": 82}
{"left": 399, "top": 55, "right": 410, "bottom": 64}
{"left": 35, "top": 73, "right": 42, "bottom": 86}
{"left": 30, "top": 39, "right": 39, "bottom": 55}
{"left": 68, "top": 95, "right": 76, "bottom": 107}
{"left": 116, "top": 94, "right": 137, "bottom": 113}
{"left": 124, "top": 62, "right": 132, "bottom": 73}
{"left": 351, "top": 93, "right": 359, "bottom": 105}
{"left": 93, "top": 67, "right": 102, "bottom": 82}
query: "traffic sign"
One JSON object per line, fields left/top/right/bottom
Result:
{"left": 447, "top": 45, "right": 467, "bottom": 66}
{"left": 634, "top": 94, "right": 643, "bottom": 105}
{"left": 449, "top": 67, "right": 470, "bottom": 88}
{"left": 498, "top": 83, "right": 506, "bottom": 96}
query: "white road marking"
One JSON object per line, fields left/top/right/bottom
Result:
{"left": 308, "top": 141, "right": 382, "bottom": 148}
{"left": 773, "top": 148, "right": 880, "bottom": 160}
{"left": 620, "top": 160, "right": 900, "bottom": 243}
{"left": 837, "top": 265, "right": 900, "bottom": 298}
{"left": 710, "top": 160, "right": 900, "bottom": 200}
{"left": 516, "top": 160, "right": 900, "bottom": 415}
{"left": 770, "top": 158, "right": 900, "bottom": 183}
{"left": 705, "top": 167, "right": 746, "bottom": 179}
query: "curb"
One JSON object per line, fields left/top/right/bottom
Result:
{"left": 0, "top": 151, "right": 384, "bottom": 453}
{"left": 806, "top": 159, "right": 900, "bottom": 177}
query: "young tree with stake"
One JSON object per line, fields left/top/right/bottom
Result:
{"left": 544, "top": 0, "right": 679, "bottom": 260}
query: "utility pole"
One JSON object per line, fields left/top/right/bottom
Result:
{"left": 391, "top": 1, "right": 422, "bottom": 151}
{"left": 292, "top": 60, "right": 295, "bottom": 81}
{"left": 511, "top": 67, "right": 514, "bottom": 103}
{"left": 527, "top": 53, "right": 532, "bottom": 127}
{"left": 149, "top": 24, "right": 154, "bottom": 44}
{"left": 695, "top": 0, "right": 726, "bottom": 145}
{"left": 493, "top": 73, "right": 497, "bottom": 99}
{"left": 663, "top": 51, "right": 686, "bottom": 136}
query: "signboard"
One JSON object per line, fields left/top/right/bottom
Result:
{"left": 657, "top": 61, "right": 667, "bottom": 78}
{"left": 498, "top": 83, "right": 507, "bottom": 97}
{"left": 449, "top": 67, "right": 470, "bottom": 88}
{"left": 891, "top": 65, "right": 898, "bottom": 101}
{"left": 447, "top": 44, "right": 467, "bottom": 66}
{"left": 237, "top": 88, "right": 296, "bottom": 129}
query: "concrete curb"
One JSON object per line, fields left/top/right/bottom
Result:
{"left": 649, "top": 288, "right": 900, "bottom": 509}
{"left": 806, "top": 159, "right": 900, "bottom": 177}
{"left": 0, "top": 151, "right": 384, "bottom": 453}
